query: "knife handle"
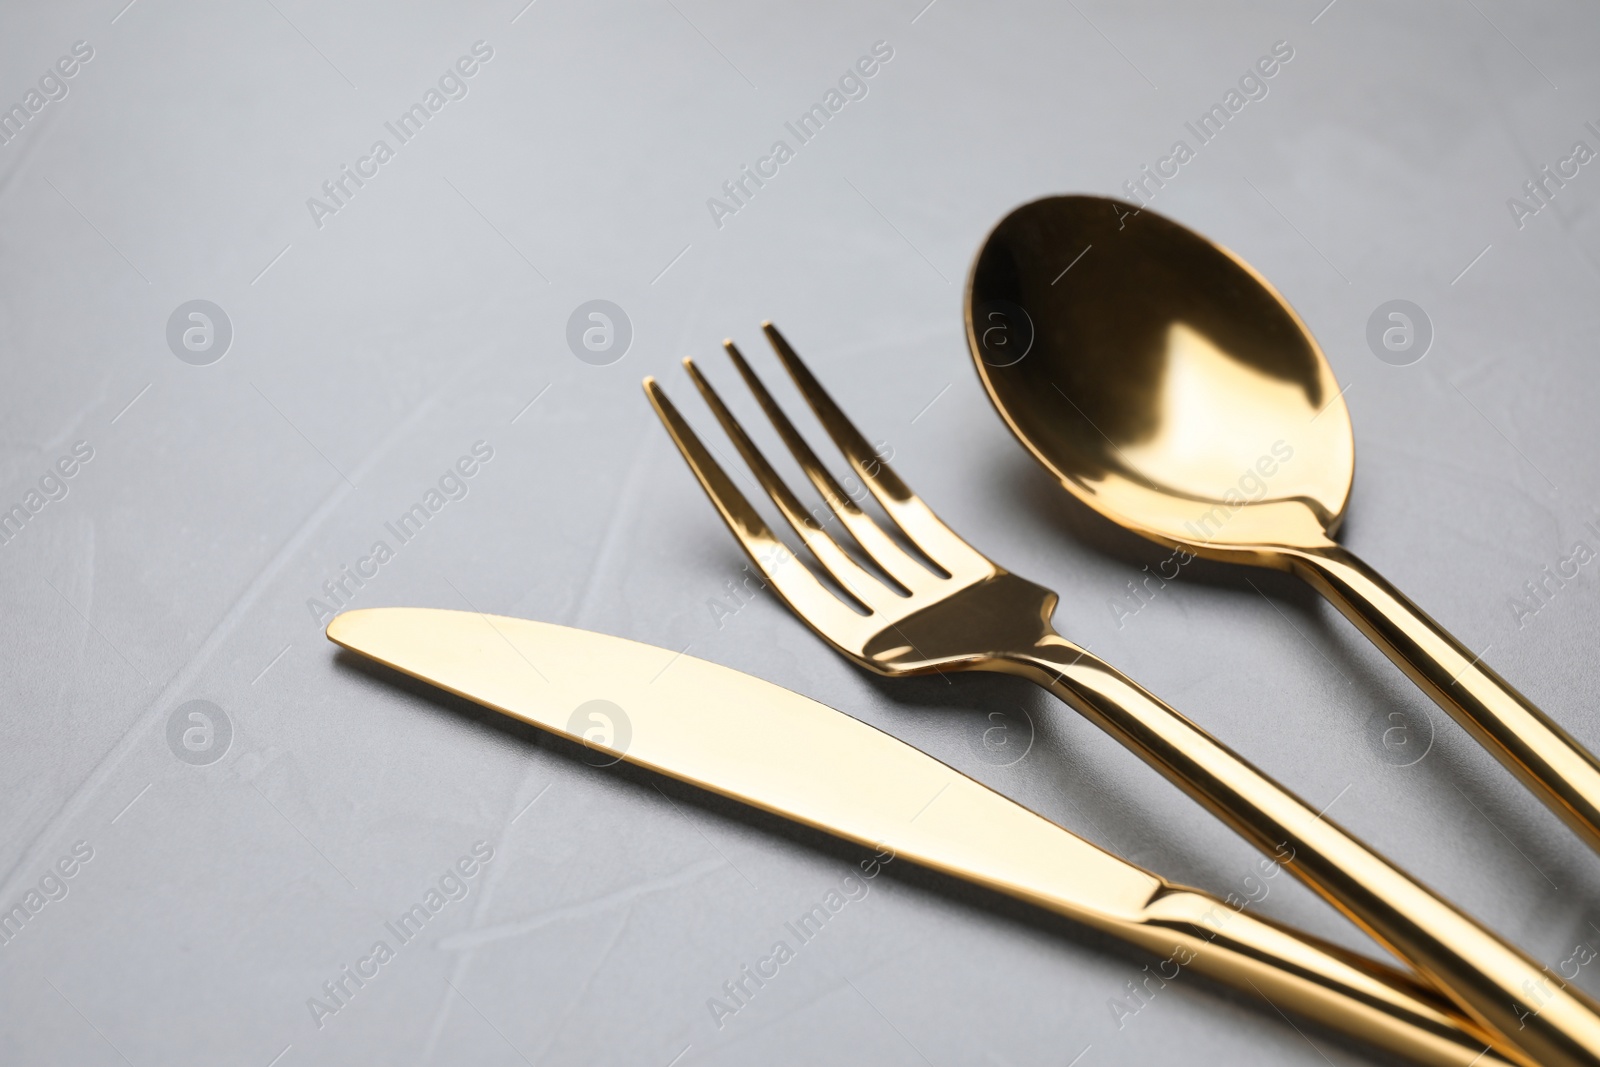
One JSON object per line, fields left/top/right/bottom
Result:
{"left": 1114, "top": 886, "right": 1525, "bottom": 1067}
{"left": 1004, "top": 636, "right": 1600, "bottom": 1067}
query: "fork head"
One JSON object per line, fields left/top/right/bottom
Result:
{"left": 644, "top": 322, "right": 1064, "bottom": 677}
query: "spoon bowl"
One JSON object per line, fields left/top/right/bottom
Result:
{"left": 966, "top": 193, "right": 1600, "bottom": 858}
{"left": 967, "top": 195, "right": 1352, "bottom": 563}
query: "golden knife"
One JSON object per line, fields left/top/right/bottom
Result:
{"left": 327, "top": 607, "right": 1521, "bottom": 1066}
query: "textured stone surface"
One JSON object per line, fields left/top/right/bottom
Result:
{"left": 2, "top": 2, "right": 1597, "bottom": 1064}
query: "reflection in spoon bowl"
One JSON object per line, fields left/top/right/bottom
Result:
{"left": 967, "top": 195, "right": 1352, "bottom": 557}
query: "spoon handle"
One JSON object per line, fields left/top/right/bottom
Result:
{"left": 1006, "top": 635, "right": 1600, "bottom": 1067}
{"left": 1285, "top": 543, "right": 1600, "bottom": 855}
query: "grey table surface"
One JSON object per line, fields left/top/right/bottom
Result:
{"left": 3, "top": 1, "right": 1600, "bottom": 1064}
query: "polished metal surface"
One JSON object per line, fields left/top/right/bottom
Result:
{"left": 7, "top": 7, "right": 1599, "bottom": 1066}
{"left": 965, "top": 195, "right": 1600, "bottom": 857}
{"left": 647, "top": 325, "right": 1600, "bottom": 1067}
{"left": 328, "top": 606, "right": 1519, "bottom": 1067}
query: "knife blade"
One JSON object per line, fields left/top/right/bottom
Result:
{"left": 327, "top": 607, "right": 1519, "bottom": 1067}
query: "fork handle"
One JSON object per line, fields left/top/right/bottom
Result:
{"left": 1283, "top": 542, "right": 1600, "bottom": 855}
{"left": 1005, "top": 636, "right": 1600, "bottom": 1067}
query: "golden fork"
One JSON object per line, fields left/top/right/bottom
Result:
{"left": 643, "top": 323, "right": 1600, "bottom": 1067}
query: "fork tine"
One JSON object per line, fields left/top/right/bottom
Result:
{"left": 682, "top": 357, "right": 897, "bottom": 613}
{"left": 761, "top": 322, "right": 987, "bottom": 575}
{"left": 643, "top": 377, "right": 871, "bottom": 640}
{"left": 721, "top": 340, "right": 938, "bottom": 595}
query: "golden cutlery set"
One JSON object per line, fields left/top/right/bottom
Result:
{"left": 329, "top": 196, "right": 1600, "bottom": 1066}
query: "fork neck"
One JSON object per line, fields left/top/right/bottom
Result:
{"left": 998, "top": 636, "right": 1282, "bottom": 775}
{"left": 993, "top": 633, "right": 1109, "bottom": 691}
{"left": 994, "top": 635, "right": 1234, "bottom": 784}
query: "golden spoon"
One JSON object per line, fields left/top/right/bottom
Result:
{"left": 966, "top": 194, "right": 1600, "bottom": 854}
